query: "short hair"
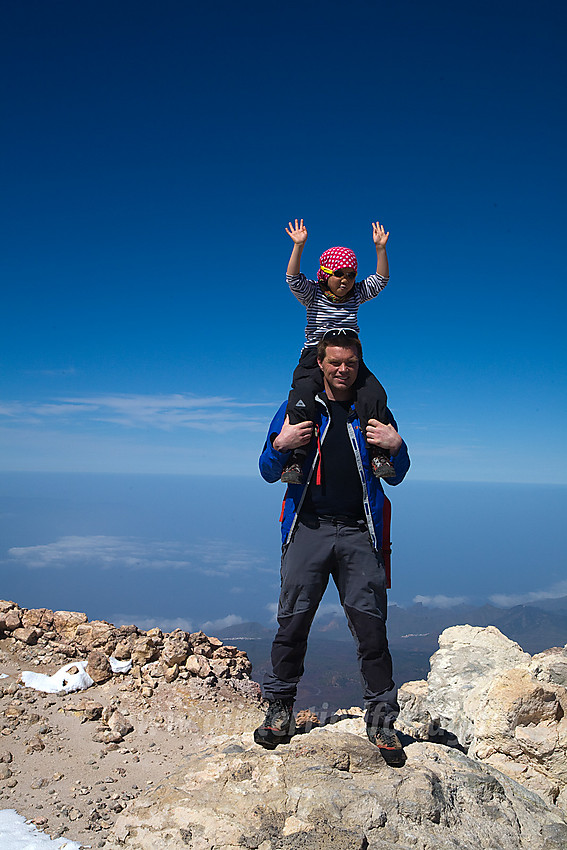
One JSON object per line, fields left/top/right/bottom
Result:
{"left": 317, "top": 333, "right": 363, "bottom": 362}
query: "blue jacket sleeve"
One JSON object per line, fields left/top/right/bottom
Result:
{"left": 384, "top": 408, "right": 411, "bottom": 486}
{"left": 259, "top": 401, "right": 292, "bottom": 483}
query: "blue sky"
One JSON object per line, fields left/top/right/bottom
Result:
{"left": 0, "top": 2, "right": 566, "bottom": 627}
{"left": 1, "top": 0, "right": 565, "bottom": 483}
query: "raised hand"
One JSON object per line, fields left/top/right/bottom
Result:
{"left": 372, "top": 221, "right": 390, "bottom": 248}
{"left": 285, "top": 219, "right": 308, "bottom": 245}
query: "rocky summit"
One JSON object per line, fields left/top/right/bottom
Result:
{"left": 1, "top": 600, "right": 567, "bottom": 849}
{"left": 397, "top": 624, "right": 567, "bottom": 811}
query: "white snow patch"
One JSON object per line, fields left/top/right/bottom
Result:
{"left": 0, "top": 809, "right": 82, "bottom": 848}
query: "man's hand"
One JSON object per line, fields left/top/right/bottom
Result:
{"left": 273, "top": 415, "right": 314, "bottom": 452}
{"left": 372, "top": 221, "right": 389, "bottom": 248}
{"left": 366, "top": 419, "right": 402, "bottom": 456}
{"left": 285, "top": 219, "right": 308, "bottom": 245}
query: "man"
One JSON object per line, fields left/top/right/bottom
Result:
{"left": 254, "top": 330, "right": 410, "bottom": 766}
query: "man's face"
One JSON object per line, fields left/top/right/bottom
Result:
{"left": 317, "top": 344, "right": 360, "bottom": 399}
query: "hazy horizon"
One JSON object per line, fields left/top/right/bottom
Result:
{"left": 2, "top": 472, "right": 565, "bottom": 635}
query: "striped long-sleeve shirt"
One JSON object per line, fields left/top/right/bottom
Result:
{"left": 286, "top": 272, "right": 389, "bottom": 347}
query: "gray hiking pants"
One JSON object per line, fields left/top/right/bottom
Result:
{"left": 263, "top": 515, "right": 399, "bottom": 722}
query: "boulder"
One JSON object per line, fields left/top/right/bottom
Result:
{"left": 52, "top": 610, "right": 88, "bottom": 640}
{"left": 86, "top": 650, "right": 113, "bottom": 684}
{"left": 10, "top": 626, "right": 41, "bottom": 645}
{"left": 106, "top": 724, "right": 567, "bottom": 850}
{"left": 0, "top": 609, "right": 22, "bottom": 632}
{"left": 22, "top": 608, "right": 54, "bottom": 630}
{"left": 398, "top": 625, "right": 567, "bottom": 813}
{"left": 75, "top": 620, "right": 119, "bottom": 653}
{"left": 161, "top": 636, "right": 189, "bottom": 667}
{"left": 530, "top": 646, "right": 567, "bottom": 688}
{"left": 186, "top": 654, "right": 211, "bottom": 678}
{"left": 399, "top": 625, "right": 531, "bottom": 744}
{"left": 470, "top": 668, "right": 567, "bottom": 806}
{"left": 131, "top": 636, "right": 160, "bottom": 666}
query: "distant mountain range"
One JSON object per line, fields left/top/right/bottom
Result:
{"left": 216, "top": 597, "right": 567, "bottom": 713}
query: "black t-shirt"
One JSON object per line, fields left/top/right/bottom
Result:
{"left": 301, "top": 398, "right": 364, "bottom": 519}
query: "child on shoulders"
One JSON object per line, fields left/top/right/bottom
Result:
{"left": 282, "top": 218, "right": 395, "bottom": 485}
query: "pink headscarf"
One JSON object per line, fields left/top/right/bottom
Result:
{"left": 317, "top": 246, "right": 358, "bottom": 284}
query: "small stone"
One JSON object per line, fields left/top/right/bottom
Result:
{"left": 25, "top": 734, "right": 45, "bottom": 752}
{"left": 164, "top": 664, "right": 179, "bottom": 683}
{"left": 108, "top": 711, "right": 133, "bottom": 738}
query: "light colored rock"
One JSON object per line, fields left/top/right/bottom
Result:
{"left": 75, "top": 620, "right": 119, "bottom": 651}
{"left": 427, "top": 625, "right": 531, "bottom": 745}
{"left": 530, "top": 646, "right": 567, "bottom": 688}
{"left": 113, "top": 638, "right": 134, "bottom": 660}
{"left": 64, "top": 697, "right": 103, "bottom": 721}
{"left": 106, "top": 727, "right": 567, "bottom": 850}
{"left": 107, "top": 710, "right": 134, "bottom": 738}
{"left": 186, "top": 654, "right": 211, "bottom": 678}
{"left": 131, "top": 636, "right": 160, "bottom": 665}
{"left": 161, "top": 637, "right": 189, "bottom": 667}
{"left": 53, "top": 610, "right": 88, "bottom": 640}
{"left": 469, "top": 667, "right": 567, "bottom": 805}
{"left": 163, "top": 664, "right": 179, "bottom": 683}
{"left": 399, "top": 625, "right": 567, "bottom": 814}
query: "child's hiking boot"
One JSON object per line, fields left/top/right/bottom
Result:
{"left": 371, "top": 451, "right": 396, "bottom": 479}
{"left": 367, "top": 723, "right": 406, "bottom": 767}
{"left": 281, "top": 462, "right": 304, "bottom": 485}
{"left": 254, "top": 699, "right": 295, "bottom": 749}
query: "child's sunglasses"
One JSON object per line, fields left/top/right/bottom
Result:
{"left": 320, "top": 266, "right": 356, "bottom": 281}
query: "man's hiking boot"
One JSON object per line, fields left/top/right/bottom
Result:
{"left": 254, "top": 699, "right": 295, "bottom": 749}
{"left": 371, "top": 453, "right": 396, "bottom": 479}
{"left": 367, "top": 724, "right": 406, "bottom": 767}
{"left": 281, "top": 462, "right": 304, "bottom": 485}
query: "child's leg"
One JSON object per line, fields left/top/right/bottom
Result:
{"left": 282, "top": 348, "right": 321, "bottom": 484}
{"left": 286, "top": 348, "right": 321, "bottom": 426}
{"left": 354, "top": 363, "right": 396, "bottom": 479}
{"left": 354, "top": 362, "right": 389, "bottom": 425}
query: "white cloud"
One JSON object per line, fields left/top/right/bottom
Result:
{"left": 489, "top": 581, "right": 567, "bottom": 608}
{"left": 313, "top": 604, "right": 343, "bottom": 619}
{"left": 201, "top": 614, "right": 245, "bottom": 633}
{"left": 0, "top": 393, "right": 276, "bottom": 433}
{"left": 413, "top": 594, "right": 468, "bottom": 608}
{"left": 7, "top": 535, "right": 268, "bottom": 575}
{"left": 110, "top": 613, "right": 195, "bottom": 633}
{"left": 266, "top": 602, "right": 278, "bottom": 620}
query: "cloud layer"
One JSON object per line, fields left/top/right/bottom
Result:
{"left": 489, "top": 581, "right": 567, "bottom": 608}
{"left": 0, "top": 393, "right": 275, "bottom": 433}
{"left": 8, "top": 535, "right": 269, "bottom": 576}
